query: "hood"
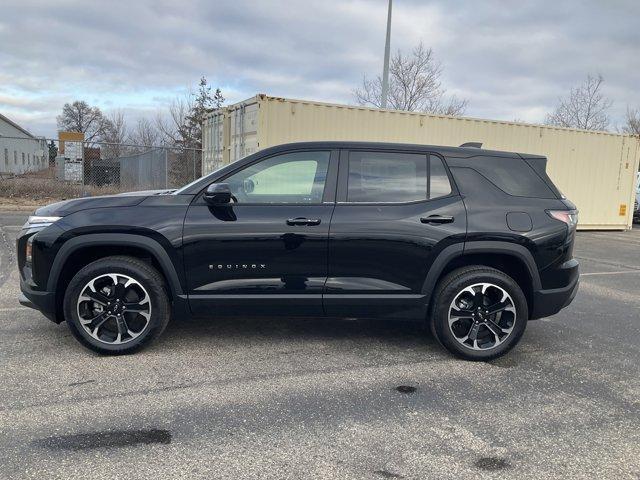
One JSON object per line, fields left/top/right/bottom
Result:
{"left": 34, "top": 190, "right": 174, "bottom": 217}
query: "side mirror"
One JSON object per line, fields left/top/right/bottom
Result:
{"left": 204, "top": 183, "right": 232, "bottom": 206}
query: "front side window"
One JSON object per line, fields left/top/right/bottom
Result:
{"left": 346, "top": 151, "right": 452, "bottom": 203}
{"left": 224, "top": 151, "right": 330, "bottom": 204}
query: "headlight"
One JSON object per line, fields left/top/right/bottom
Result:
{"left": 27, "top": 216, "right": 62, "bottom": 227}
{"left": 26, "top": 236, "right": 34, "bottom": 264}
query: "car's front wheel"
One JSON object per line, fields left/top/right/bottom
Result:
{"left": 430, "top": 266, "right": 528, "bottom": 361}
{"left": 63, "top": 256, "right": 170, "bottom": 355}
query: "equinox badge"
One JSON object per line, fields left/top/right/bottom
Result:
{"left": 209, "top": 264, "right": 267, "bottom": 270}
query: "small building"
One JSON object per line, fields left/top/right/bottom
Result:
{"left": 0, "top": 113, "right": 48, "bottom": 175}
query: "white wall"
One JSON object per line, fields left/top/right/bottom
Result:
{"left": 0, "top": 118, "right": 48, "bottom": 174}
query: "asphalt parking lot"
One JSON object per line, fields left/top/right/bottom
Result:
{"left": 1, "top": 209, "right": 639, "bottom": 480}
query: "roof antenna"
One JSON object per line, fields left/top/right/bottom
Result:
{"left": 460, "top": 142, "right": 482, "bottom": 148}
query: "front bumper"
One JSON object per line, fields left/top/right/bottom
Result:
{"left": 19, "top": 279, "right": 59, "bottom": 323}
{"left": 16, "top": 222, "right": 64, "bottom": 324}
{"left": 530, "top": 259, "right": 580, "bottom": 320}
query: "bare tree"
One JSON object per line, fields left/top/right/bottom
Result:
{"left": 354, "top": 42, "right": 467, "bottom": 115}
{"left": 104, "top": 111, "right": 127, "bottom": 143}
{"left": 622, "top": 107, "right": 640, "bottom": 136}
{"left": 156, "top": 77, "right": 224, "bottom": 150}
{"left": 101, "top": 110, "right": 128, "bottom": 158}
{"left": 156, "top": 95, "right": 192, "bottom": 147}
{"left": 56, "top": 101, "right": 112, "bottom": 142}
{"left": 128, "top": 117, "right": 160, "bottom": 148}
{"left": 156, "top": 77, "right": 225, "bottom": 184}
{"left": 545, "top": 74, "right": 613, "bottom": 131}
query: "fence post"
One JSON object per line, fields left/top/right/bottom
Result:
{"left": 81, "top": 141, "right": 85, "bottom": 197}
{"left": 165, "top": 148, "right": 168, "bottom": 189}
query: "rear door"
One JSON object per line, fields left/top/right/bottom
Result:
{"left": 325, "top": 149, "right": 466, "bottom": 319}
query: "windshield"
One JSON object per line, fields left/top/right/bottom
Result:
{"left": 173, "top": 164, "right": 226, "bottom": 194}
{"left": 173, "top": 157, "right": 250, "bottom": 194}
{"left": 173, "top": 175, "right": 208, "bottom": 194}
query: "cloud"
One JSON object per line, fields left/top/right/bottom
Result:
{"left": 0, "top": 0, "right": 638, "bottom": 137}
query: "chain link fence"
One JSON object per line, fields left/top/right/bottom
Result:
{"left": 0, "top": 136, "right": 202, "bottom": 201}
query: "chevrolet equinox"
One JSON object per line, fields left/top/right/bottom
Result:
{"left": 17, "top": 142, "right": 579, "bottom": 360}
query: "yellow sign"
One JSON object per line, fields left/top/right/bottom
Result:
{"left": 619, "top": 204, "right": 627, "bottom": 216}
{"left": 58, "top": 131, "right": 85, "bottom": 154}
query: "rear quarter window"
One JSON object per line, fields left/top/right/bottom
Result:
{"left": 467, "top": 156, "right": 556, "bottom": 198}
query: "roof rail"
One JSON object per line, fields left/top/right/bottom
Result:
{"left": 459, "top": 142, "right": 482, "bottom": 148}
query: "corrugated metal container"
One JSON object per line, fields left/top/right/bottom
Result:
{"left": 203, "top": 94, "right": 640, "bottom": 230}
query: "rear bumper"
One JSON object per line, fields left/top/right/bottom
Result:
{"left": 530, "top": 259, "right": 579, "bottom": 320}
{"left": 19, "top": 280, "right": 59, "bottom": 323}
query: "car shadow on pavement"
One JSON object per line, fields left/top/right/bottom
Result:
{"left": 162, "top": 315, "right": 435, "bottom": 347}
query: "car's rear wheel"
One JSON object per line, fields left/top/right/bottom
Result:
{"left": 63, "top": 256, "right": 170, "bottom": 355}
{"left": 430, "top": 266, "right": 528, "bottom": 361}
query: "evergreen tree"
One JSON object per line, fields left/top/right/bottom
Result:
{"left": 182, "top": 76, "right": 225, "bottom": 149}
{"left": 48, "top": 140, "right": 58, "bottom": 165}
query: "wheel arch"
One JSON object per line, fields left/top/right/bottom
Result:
{"left": 423, "top": 241, "right": 541, "bottom": 317}
{"left": 49, "top": 234, "right": 185, "bottom": 322}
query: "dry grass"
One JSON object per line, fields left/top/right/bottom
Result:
{"left": 0, "top": 169, "right": 122, "bottom": 204}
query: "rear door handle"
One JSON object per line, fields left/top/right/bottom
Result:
{"left": 420, "top": 215, "right": 454, "bottom": 224}
{"left": 286, "top": 217, "right": 321, "bottom": 226}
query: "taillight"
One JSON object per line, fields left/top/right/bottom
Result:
{"left": 547, "top": 209, "right": 579, "bottom": 229}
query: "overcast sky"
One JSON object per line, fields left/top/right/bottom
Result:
{"left": 1, "top": 0, "right": 638, "bottom": 138}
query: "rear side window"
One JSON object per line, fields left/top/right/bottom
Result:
{"left": 346, "top": 151, "right": 452, "bottom": 203}
{"left": 429, "top": 155, "right": 452, "bottom": 198}
{"left": 468, "top": 156, "right": 556, "bottom": 198}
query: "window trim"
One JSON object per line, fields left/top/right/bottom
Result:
{"left": 194, "top": 148, "right": 339, "bottom": 206}
{"left": 336, "top": 149, "right": 458, "bottom": 205}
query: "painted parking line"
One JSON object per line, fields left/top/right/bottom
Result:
{"left": 575, "top": 256, "right": 640, "bottom": 271}
{"left": 581, "top": 270, "right": 640, "bottom": 277}
{"left": 0, "top": 307, "right": 31, "bottom": 313}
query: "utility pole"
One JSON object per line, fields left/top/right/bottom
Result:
{"left": 381, "top": 0, "right": 393, "bottom": 109}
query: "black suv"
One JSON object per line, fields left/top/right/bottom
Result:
{"left": 17, "top": 142, "right": 579, "bottom": 360}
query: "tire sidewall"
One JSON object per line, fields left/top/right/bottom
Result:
{"left": 63, "top": 258, "right": 169, "bottom": 355}
{"left": 431, "top": 268, "right": 528, "bottom": 361}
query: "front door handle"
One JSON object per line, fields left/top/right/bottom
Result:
{"left": 420, "top": 215, "right": 454, "bottom": 225}
{"left": 286, "top": 217, "right": 322, "bottom": 226}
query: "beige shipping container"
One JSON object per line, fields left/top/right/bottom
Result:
{"left": 203, "top": 94, "right": 640, "bottom": 230}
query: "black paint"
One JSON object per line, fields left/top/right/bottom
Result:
{"left": 34, "top": 429, "right": 172, "bottom": 450}
{"left": 374, "top": 469, "right": 404, "bottom": 478}
{"left": 395, "top": 385, "right": 417, "bottom": 394}
{"left": 474, "top": 457, "right": 511, "bottom": 471}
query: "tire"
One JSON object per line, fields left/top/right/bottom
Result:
{"left": 429, "top": 266, "right": 528, "bottom": 361}
{"left": 63, "top": 256, "right": 171, "bottom": 355}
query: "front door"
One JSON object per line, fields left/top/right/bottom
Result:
{"left": 183, "top": 149, "right": 338, "bottom": 317}
{"left": 325, "top": 149, "right": 466, "bottom": 319}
